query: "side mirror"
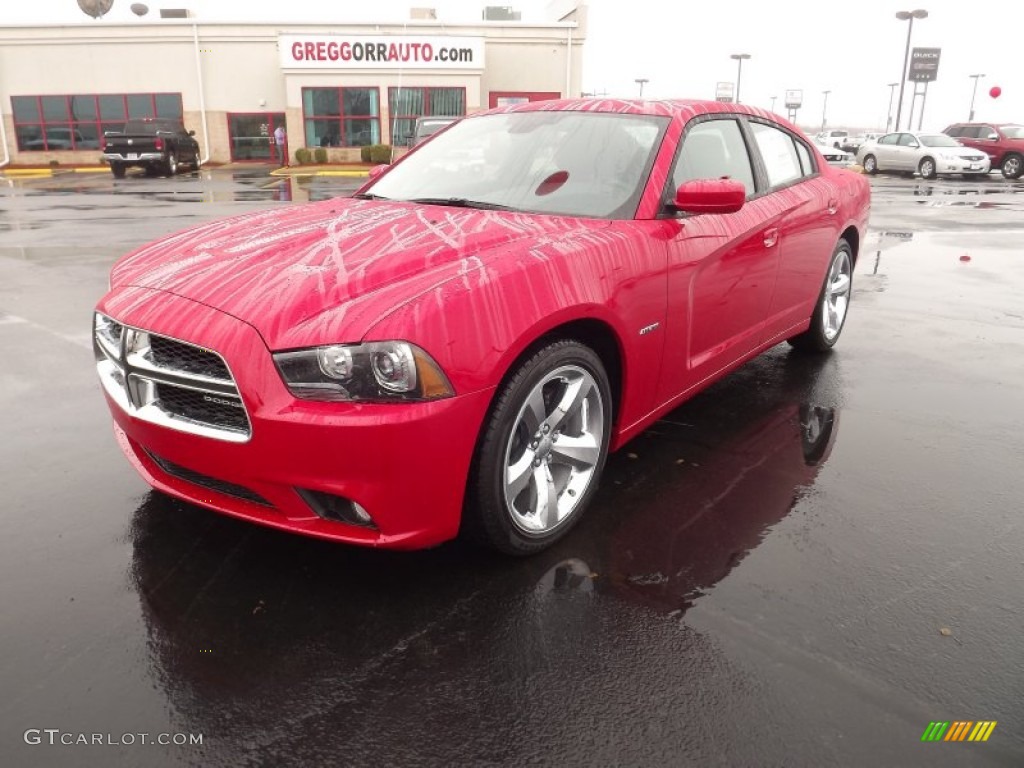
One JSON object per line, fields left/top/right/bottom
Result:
{"left": 672, "top": 178, "right": 746, "bottom": 215}
{"left": 188, "top": 130, "right": 196, "bottom": 137}
{"left": 367, "top": 164, "right": 388, "bottom": 180}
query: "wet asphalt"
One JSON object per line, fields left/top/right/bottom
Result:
{"left": 1, "top": 167, "right": 1023, "bottom": 767}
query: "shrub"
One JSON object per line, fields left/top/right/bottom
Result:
{"left": 369, "top": 144, "right": 392, "bottom": 164}
{"left": 313, "top": 147, "right": 328, "bottom": 164}
{"left": 360, "top": 145, "right": 372, "bottom": 163}
{"left": 295, "top": 147, "right": 312, "bottom": 165}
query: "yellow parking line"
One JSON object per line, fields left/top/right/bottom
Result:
{"left": 1, "top": 169, "right": 53, "bottom": 177}
{"left": 72, "top": 167, "right": 112, "bottom": 173}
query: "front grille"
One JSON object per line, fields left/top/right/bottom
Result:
{"left": 94, "top": 312, "right": 252, "bottom": 442}
{"left": 155, "top": 383, "right": 249, "bottom": 433}
{"left": 146, "top": 450, "right": 272, "bottom": 507}
{"left": 150, "top": 335, "right": 231, "bottom": 380}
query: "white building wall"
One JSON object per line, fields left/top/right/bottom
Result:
{"left": 0, "top": 15, "right": 585, "bottom": 166}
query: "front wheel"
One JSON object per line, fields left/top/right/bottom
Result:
{"left": 466, "top": 340, "right": 612, "bottom": 555}
{"left": 862, "top": 154, "right": 878, "bottom": 175}
{"left": 788, "top": 239, "right": 854, "bottom": 353}
{"left": 918, "top": 157, "right": 937, "bottom": 180}
{"left": 1001, "top": 154, "right": 1023, "bottom": 180}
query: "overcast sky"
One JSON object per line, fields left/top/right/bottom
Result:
{"left": 3, "top": 0, "right": 1021, "bottom": 130}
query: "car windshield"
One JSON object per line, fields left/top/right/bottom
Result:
{"left": 1000, "top": 125, "right": 1024, "bottom": 139}
{"left": 920, "top": 134, "right": 961, "bottom": 147}
{"left": 366, "top": 111, "right": 669, "bottom": 219}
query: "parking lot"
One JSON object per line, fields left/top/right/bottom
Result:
{"left": 2, "top": 166, "right": 1023, "bottom": 766}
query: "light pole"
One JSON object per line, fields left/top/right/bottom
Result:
{"left": 894, "top": 9, "right": 928, "bottom": 131}
{"left": 886, "top": 82, "right": 899, "bottom": 132}
{"left": 634, "top": 78, "right": 649, "bottom": 98}
{"left": 821, "top": 90, "right": 831, "bottom": 132}
{"left": 770, "top": 95, "right": 778, "bottom": 112}
{"left": 968, "top": 73, "right": 986, "bottom": 121}
{"left": 730, "top": 54, "right": 751, "bottom": 104}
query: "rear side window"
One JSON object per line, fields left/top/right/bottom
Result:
{"left": 794, "top": 140, "right": 815, "bottom": 175}
{"left": 946, "top": 125, "right": 964, "bottom": 137}
{"left": 672, "top": 119, "right": 755, "bottom": 196}
{"left": 750, "top": 123, "right": 801, "bottom": 187}
{"left": 878, "top": 134, "right": 899, "bottom": 145}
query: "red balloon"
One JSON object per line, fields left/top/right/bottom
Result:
{"left": 990, "top": 86, "right": 1002, "bottom": 99}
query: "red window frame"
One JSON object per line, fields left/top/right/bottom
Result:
{"left": 301, "top": 87, "right": 381, "bottom": 148}
{"left": 10, "top": 93, "right": 183, "bottom": 152}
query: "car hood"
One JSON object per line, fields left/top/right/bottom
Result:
{"left": 111, "top": 198, "right": 610, "bottom": 349}
{"left": 932, "top": 145, "right": 988, "bottom": 157}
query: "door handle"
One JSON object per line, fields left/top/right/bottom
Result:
{"left": 827, "top": 198, "right": 838, "bottom": 215}
{"left": 763, "top": 227, "right": 779, "bottom": 248}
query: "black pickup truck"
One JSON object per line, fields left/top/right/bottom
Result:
{"left": 101, "top": 118, "right": 201, "bottom": 178}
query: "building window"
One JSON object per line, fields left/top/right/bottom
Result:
{"left": 388, "top": 87, "right": 466, "bottom": 146}
{"left": 11, "top": 93, "right": 183, "bottom": 151}
{"left": 302, "top": 87, "right": 380, "bottom": 148}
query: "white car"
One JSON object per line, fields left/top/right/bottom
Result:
{"left": 816, "top": 130, "right": 849, "bottom": 149}
{"left": 857, "top": 132, "right": 991, "bottom": 179}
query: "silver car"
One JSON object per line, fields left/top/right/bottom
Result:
{"left": 857, "top": 131, "right": 991, "bottom": 179}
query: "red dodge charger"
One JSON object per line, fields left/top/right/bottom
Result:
{"left": 94, "top": 99, "right": 870, "bottom": 554}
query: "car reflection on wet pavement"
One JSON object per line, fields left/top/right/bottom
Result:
{"left": 2, "top": 168, "right": 1023, "bottom": 766}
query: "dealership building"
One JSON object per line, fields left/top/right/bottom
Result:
{"left": 0, "top": 4, "right": 586, "bottom": 166}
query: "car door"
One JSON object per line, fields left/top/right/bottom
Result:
{"left": 751, "top": 124, "right": 841, "bottom": 342}
{"left": 873, "top": 133, "right": 901, "bottom": 170}
{"left": 655, "top": 116, "right": 787, "bottom": 404}
{"left": 896, "top": 133, "right": 921, "bottom": 170}
{"left": 974, "top": 125, "right": 1001, "bottom": 165}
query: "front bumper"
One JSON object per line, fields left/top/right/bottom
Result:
{"left": 936, "top": 157, "right": 991, "bottom": 174}
{"left": 97, "top": 287, "right": 493, "bottom": 549}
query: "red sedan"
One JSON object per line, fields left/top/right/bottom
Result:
{"left": 94, "top": 99, "right": 870, "bottom": 554}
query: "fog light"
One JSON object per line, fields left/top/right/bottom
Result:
{"left": 296, "top": 488, "right": 376, "bottom": 529}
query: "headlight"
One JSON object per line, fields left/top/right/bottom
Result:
{"left": 273, "top": 341, "right": 454, "bottom": 402}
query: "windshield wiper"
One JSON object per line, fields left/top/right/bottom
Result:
{"left": 404, "top": 197, "right": 517, "bottom": 212}
{"left": 351, "top": 192, "right": 391, "bottom": 200}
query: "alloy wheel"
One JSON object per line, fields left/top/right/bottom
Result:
{"left": 822, "top": 249, "right": 852, "bottom": 342}
{"left": 503, "top": 365, "right": 604, "bottom": 535}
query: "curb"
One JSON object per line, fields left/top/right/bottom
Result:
{"left": 269, "top": 167, "right": 370, "bottom": 178}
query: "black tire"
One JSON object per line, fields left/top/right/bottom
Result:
{"left": 144, "top": 164, "right": 160, "bottom": 177}
{"left": 1001, "top": 153, "right": 1023, "bottom": 180}
{"left": 918, "top": 156, "right": 937, "bottom": 180}
{"left": 862, "top": 154, "right": 878, "bottom": 175}
{"left": 465, "top": 339, "right": 612, "bottom": 555}
{"left": 110, "top": 163, "right": 126, "bottom": 179}
{"left": 788, "top": 238, "right": 854, "bottom": 353}
{"left": 166, "top": 153, "right": 178, "bottom": 176}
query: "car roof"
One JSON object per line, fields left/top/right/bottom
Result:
{"left": 481, "top": 97, "right": 799, "bottom": 131}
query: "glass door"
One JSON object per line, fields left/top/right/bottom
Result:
{"left": 228, "top": 113, "right": 286, "bottom": 162}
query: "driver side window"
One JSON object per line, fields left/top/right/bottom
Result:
{"left": 672, "top": 119, "right": 755, "bottom": 196}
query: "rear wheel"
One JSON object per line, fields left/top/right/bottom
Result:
{"left": 110, "top": 163, "right": 126, "bottom": 179}
{"left": 166, "top": 153, "right": 178, "bottom": 176}
{"left": 788, "top": 239, "right": 854, "bottom": 353}
{"left": 1001, "top": 153, "right": 1023, "bottom": 180}
{"left": 918, "top": 157, "right": 937, "bottom": 180}
{"left": 466, "top": 340, "right": 612, "bottom": 555}
{"left": 862, "top": 154, "right": 878, "bottom": 175}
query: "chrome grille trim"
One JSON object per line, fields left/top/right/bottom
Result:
{"left": 94, "top": 313, "right": 252, "bottom": 443}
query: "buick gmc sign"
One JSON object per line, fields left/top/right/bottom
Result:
{"left": 279, "top": 34, "right": 485, "bottom": 69}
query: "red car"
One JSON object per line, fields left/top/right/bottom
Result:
{"left": 943, "top": 122, "right": 1024, "bottom": 179}
{"left": 94, "top": 99, "right": 870, "bottom": 554}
